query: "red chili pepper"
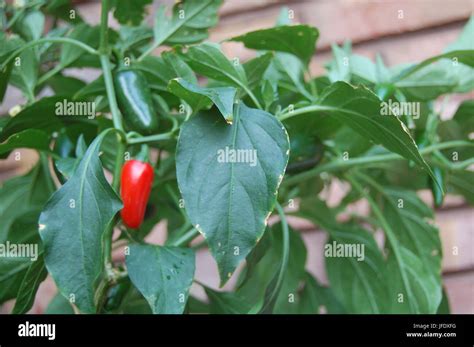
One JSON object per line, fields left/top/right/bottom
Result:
{"left": 120, "top": 160, "right": 154, "bottom": 229}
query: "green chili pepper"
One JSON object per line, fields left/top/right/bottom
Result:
{"left": 287, "top": 133, "right": 324, "bottom": 174}
{"left": 114, "top": 68, "right": 159, "bottom": 135}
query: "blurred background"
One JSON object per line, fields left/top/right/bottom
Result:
{"left": 1, "top": 0, "right": 473, "bottom": 313}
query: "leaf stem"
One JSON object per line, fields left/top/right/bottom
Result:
{"left": 282, "top": 140, "right": 474, "bottom": 187}
{"left": 171, "top": 228, "right": 199, "bottom": 247}
{"left": 260, "top": 202, "right": 290, "bottom": 313}
{"left": 127, "top": 130, "right": 176, "bottom": 144}
{"left": 37, "top": 64, "right": 63, "bottom": 85}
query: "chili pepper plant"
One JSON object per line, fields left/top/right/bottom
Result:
{"left": 0, "top": 0, "right": 473, "bottom": 314}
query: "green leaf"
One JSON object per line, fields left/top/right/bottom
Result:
{"left": 295, "top": 198, "right": 387, "bottom": 313}
{"left": 445, "top": 15, "right": 474, "bottom": 52}
{"left": 45, "top": 292, "right": 75, "bottom": 314}
{"left": 448, "top": 170, "right": 474, "bottom": 205}
{"left": 266, "top": 52, "right": 312, "bottom": 99}
{"left": 112, "top": 0, "right": 152, "bottom": 26}
{"left": 303, "top": 82, "right": 435, "bottom": 179}
{"left": 60, "top": 24, "right": 100, "bottom": 68}
{"left": 356, "top": 175, "right": 442, "bottom": 313}
{"left": 39, "top": 131, "right": 122, "bottom": 313}
{"left": 153, "top": 0, "right": 222, "bottom": 46}
{"left": 394, "top": 62, "right": 459, "bottom": 100}
{"left": 243, "top": 52, "right": 273, "bottom": 90}
{"left": 126, "top": 244, "right": 195, "bottom": 314}
{"left": 0, "top": 211, "right": 44, "bottom": 304}
{"left": 10, "top": 47, "right": 38, "bottom": 100}
{"left": 74, "top": 76, "right": 105, "bottom": 99}
{"left": 326, "top": 42, "right": 351, "bottom": 83}
{"left": 204, "top": 287, "right": 253, "bottom": 314}
{"left": 0, "top": 96, "right": 93, "bottom": 142}
{"left": 0, "top": 129, "right": 51, "bottom": 159}
{"left": 14, "top": 10, "right": 45, "bottom": 42}
{"left": 45, "top": 0, "right": 84, "bottom": 24}
{"left": 12, "top": 253, "right": 48, "bottom": 314}
{"left": 48, "top": 75, "right": 87, "bottom": 95}
{"left": 0, "top": 164, "right": 52, "bottom": 243}
{"left": 453, "top": 100, "right": 474, "bottom": 137}
{"left": 392, "top": 16, "right": 474, "bottom": 82}
{"left": 176, "top": 103, "right": 290, "bottom": 284}
{"left": 135, "top": 52, "right": 197, "bottom": 92}
{"left": 168, "top": 78, "right": 236, "bottom": 122}
{"left": 230, "top": 25, "right": 318, "bottom": 66}
{"left": 183, "top": 43, "right": 249, "bottom": 90}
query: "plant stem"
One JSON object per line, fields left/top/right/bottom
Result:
{"left": 277, "top": 104, "right": 336, "bottom": 122}
{"left": 0, "top": 37, "right": 99, "bottom": 70}
{"left": 171, "top": 228, "right": 199, "bottom": 247}
{"left": 99, "top": 0, "right": 123, "bottom": 132}
{"left": 282, "top": 140, "right": 474, "bottom": 187}
{"left": 38, "top": 64, "right": 63, "bottom": 85}
{"left": 127, "top": 131, "right": 176, "bottom": 144}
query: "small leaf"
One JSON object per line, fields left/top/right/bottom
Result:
{"left": 39, "top": 132, "right": 122, "bottom": 313}
{"left": 230, "top": 25, "right": 319, "bottom": 66}
{"left": 168, "top": 78, "right": 236, "bottom": 122}
{"left": 183, "top": 43, "right": 248, "bottom": 90}
{"left": 176, "top": 103, "right": 290, "bottom": 284}
{"left": 126, "top": 244, "right": 195, "bottom": 314}
{"left": 243, "top": 52, "right": 273, "bottom": 90}
{"left": 112, "top": 0, "right": 152, "bottom": 26}
{"left": 153, "top": 0, "right": 222, "bottom": 46}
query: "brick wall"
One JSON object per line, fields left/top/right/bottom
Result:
{"left": 1, "top": 0, "right": 473, "bottom": 313}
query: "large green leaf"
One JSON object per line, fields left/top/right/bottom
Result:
{"left": 295, "top": 198, "right": 387, "bottom": 313}
{"left": 39, "top": 132, "right": 122, "bottom": 313}
{"left": 168, "top": 78, "right": 236, "bottom": 122}
{"left": 0, "top": 33, "right": 23, "bottom": 102}
{"left": 12, "top": 253, "right": 48, "bottom": 314}
{"left": 176, "top": 103, "right": 290, "bottom": 284}
{"left": 125, "top": 244, "right": 195, "bottom": 314}
{"left": 0, "top": 129, "right": 51, "bottom": 159}
{"left": 285, "top": 82, "right": 435, "bottom": 180}
{"left": 230, "top": 25, "right": 319, "bottom": 66}
{"left": 153, "top": 0, "right": 222, "bottom": 46}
